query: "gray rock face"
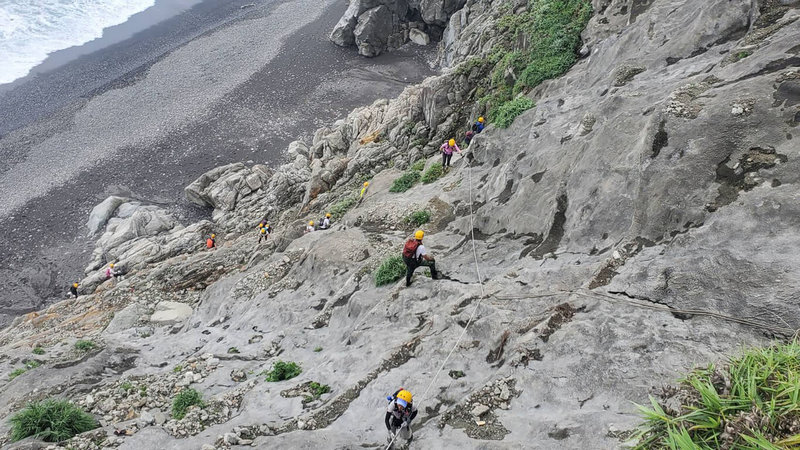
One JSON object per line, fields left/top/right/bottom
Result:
{"left": 86, "top": 196, "right": 128, "bottom": 235}
{"left": 149, "top": 301, "right": 193, "bottom": 324}
{"left": 355, "top": 6, "right": 395, "bottom": 57}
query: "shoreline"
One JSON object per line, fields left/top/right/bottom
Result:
{"left": 0, "top": 0, "right": 436, "bottom": 326}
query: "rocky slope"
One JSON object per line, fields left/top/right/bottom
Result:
{"left": 1, "top": 0, "right": 799, "bottom": 448}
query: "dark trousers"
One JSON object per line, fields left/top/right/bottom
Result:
{"left": 403, "top": 256, "right": 437, "bottom": 285}
{"left": 442, "top": 152, "right": 453, "bottom": 167}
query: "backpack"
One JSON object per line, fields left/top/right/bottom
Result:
{"left": 402, "top": 239, "right": 420, "bottom": 259}
{"left": 206, "top": 238, "right": 215, "bottom": 248}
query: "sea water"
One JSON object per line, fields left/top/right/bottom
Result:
{"left": 0, "top": 0, "right": 155, "bottom": 84}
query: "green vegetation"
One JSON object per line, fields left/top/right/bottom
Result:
{"left": 494, "top": 97, "right": 535, "bottom": 129}
{"left": 402, "top": 120, "right": 416, "bottom": 135}
{"left": 406, "top": 210, "right": 431, "bottom": 227}
{"left": 10, "top": 399, "right": 97, "bottom": 443}
{"left": 173, "top": 365, "right": 183, "bottom": 373}
{"left": 227, "top": 347, "right": 240, "bottom": 354}
{"left": 329, "top": 195, "right": 358, "bottom": 219}
{"left": 140, "top": 385, "right": 148, "bottom": 397}
{"left": 313, "top": 347, "right": 323, "bottom": 352}
{"left": 171, "top": 388, "right": 204, "bottom": 420}
{"left": 120, "top": 382, "right": 133, "bottom": 392}
{"left": 264, "top": 361, "right": 302, "bottom": 382}
{"left": 389, "top": 171, "right": 421, "bottom": 193}
{"left": 74, "top": 340, "right": 96, "bottom": 352}
{"left": 472, "top": 0, "right": 592, "bottom": 126}
{"left": 421, "top": 163, "right": 444, "bottom": 184}
{"left": 634, "top": 340, "right": 800, "bottom": 448}
{"left": 734, "top": 50, "right": 752, "bottom": 61}
{"left": 8, "top": 368, "right": 26, "bottom": 381}
{"left": 375, "top": 256, "right": 406, "bottom": 286}
{"left": 410, "top": 159, "right": 426, "bottom": 172}
{"left": 25, "top": 360, "right": 41, "bottom": 370}
{"left": 303, "top": 381, "right": 332, "bottom": 404}
{"left": 32, "top": 347, "right": 45, "bottom": 355}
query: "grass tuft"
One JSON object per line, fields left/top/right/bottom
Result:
{"left": 74, "top": 340, "right": 96, "bottom": 353}
{"left": 264, "top": 361, "right": 302, "bottom": 382}
{"left": 8, "top": 368, "right": 26, "bottom": 381}
{"left": 390, "top": 171, "right": 421, "bottom": 193}
{"left": 10, "top": 399, "right": 97, "bottom": 442}
{"left": 32, "top": 347, "right": 45, "bottom": 355}
{"left": 421, "top": 163, "right": 444, "bottom": 184}
{"left": 171, "top": 388, "right": 203, "bottom": 420}
{"left": 329, "top": 195, "right": 358, "bottom": 219}
{"left": 406, "top": 210, "right": 431, "bottom": 227}
{"left": 374, "top": 256, "right": 406, "bottom": 286}
{"left": 633, "top": 340, "right": 800, "bottom": 448}
{"left": 410, "top": 160, "right": 426, "bottom": 172}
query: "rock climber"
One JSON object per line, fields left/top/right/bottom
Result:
{"left": 385, "top": 389, "right": 417, "bottom": 445}
{"left": 258, "top": 216, "right": 268, "bottom": 229}
{"left": 104, "top": 263, "right": 117, "bottom": 280}
{"left": 358, "top": 181, "right": 370, "bottom": 205}
{"left": 258, "top": 226, "right": 270, "bottom": 243}
{"left": 207, "top": 234, "right": 216, "bottom": 249}
{"left": 69, "top": 282, "right": 79, "bottom": 299}
{"left": 440, "top": 138, "right": 461, "bottom": 170}
{"left": 320, "top": 213, "right": 332, "bottom": 230}
{"left": 305, "top": 221, "right": 315, "bottom": 233}
{"left": 402, "top": 230, "right": 438, "bottom": 287}
{"left": 472, "top": 116, "right": 486, "bottom": 133}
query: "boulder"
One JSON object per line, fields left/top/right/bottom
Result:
{"left": 149, "top": 301, "right": 193, "bottom": 324}
{"left": 409, "top": 28, "right": 430, "bottom": 45}
{"left": 354, "top": 6, "right": 394, "bottom": 57}
{"left": 86, "top": 196, "right": 128, "bottom": 235}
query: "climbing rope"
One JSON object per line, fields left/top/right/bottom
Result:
{"left": 385, "top": 151, "right": 488, "bottom": 449}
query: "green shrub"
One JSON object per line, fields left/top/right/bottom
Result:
{"left": 313, "top": 347, "right": 323, "bottom": 352}
{"left": 227, "top": 347, "right": 240, "bottom": 354}
{"left": 406, "top": 210, "right": 431, "bottom": 227}
{"left": 24, "top": 360, "right": 41, "bottom": 370}
{"left": 494, "top": 97, "right": 535, "bottom": 128}
{"left": 265, "top": 361, "right": 302, "bottom": 382}
{"left": 421, "top": 163, "right": 444, "bottom": 184}
{"left": 389, "top": 171, "right": 421, "bottom": 193}
{"left": 309, "top": 382, "right": 331, "bottom": 397}
{"left": 8, "top": 368, "right": 26, "bottom": 380}
{"left": 171, "top": 389, "right": 204, "bottom": 420}
{"left": 329, "top": 195, "right": 358, "bottom": 219}
{"left": 633, "top": 340, "right": 800, "bottom": 448}
{"left": 410, "top": 160, "right": 426, "bottom": 172}
{"left": 173, "top": 365, "right": 183, "bottom": 373}
{"left": 74, "top": 340, "right": 95, "bottom": 352}
{"left": 32, "top": 347, "right": 45, "bottom": 355}
{"left": 120, "top": 382, "right": 133, "bottom": 392}
{"left": 375, "top": 256, "right": 406, "bottom": 286}
{"left": 10, "top": 399, "right": 97, "bottom": 442}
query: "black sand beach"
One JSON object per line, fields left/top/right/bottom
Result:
{"left": 0, "top": 0, "right": 435, "bottom": 325}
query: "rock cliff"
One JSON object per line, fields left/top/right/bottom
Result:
{"left": 1, "top": 0, "right": 799, "bottom": 449}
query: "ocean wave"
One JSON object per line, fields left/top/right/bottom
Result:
{"left": 0, "top": 0, "right": 156, "bottom": 84}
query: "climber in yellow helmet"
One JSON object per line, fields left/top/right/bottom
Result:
{"left": 440, "top": 138, "right": 461, "bottom": 171}
{"left": 69, "top": 282, "right": 79, "bottom": 299}
{"left": 358, "top": 181, "right": 371, "bottom": 206}
{"left": 320, "top": 212, "right": 332, "bottom": 230}
{"left": 305, "top": 220, "right": 315, "bottom": 234}
{"left": 401, "top": 230, "right": 438, "bottom": 287}
{"left": 385, "top": 388, "right": 417, "bottom": 445}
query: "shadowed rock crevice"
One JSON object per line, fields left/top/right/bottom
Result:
{"left": 707, "top": 146, "right": 788, "bottom": 212}
{"left": 522, "top": 193, "right": 568, "bottom": 259}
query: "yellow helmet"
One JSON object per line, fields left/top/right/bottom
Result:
{"left": 73, "top": 282, "right": 79, "bottom": 288}
{"left": 478, "top": 116, "right": 485, "bottom": 123}
{"left": 414, "top": 230, "right": 424, "bottom": 240}
{"left": 448, "top": 138, "right": 456, "bottom": 146}
{"left": 109, "top": 263, "right": 114, "bottom": 268}
{"left": 211, "top": 234, "right": 216, "bottom": 239}
{"left": 326, "top": 213, "right": 331, "bottom": 218}
{"left": 259, "top": 223, "right": 264, "bottom": 228}
{"left": 266, "top": 224, "right": 270, "bottom": 228}
{"left": 363, "top": 181, "right": 369, "bottom": 187}
{"left": 260, "top": 228, "right": 266, "bottom": 234}
{"left": 309, "top": 221, "right": 314, "bottom": 226}
{"left": 396, "top": 390, "right": 413, "bottom": 404}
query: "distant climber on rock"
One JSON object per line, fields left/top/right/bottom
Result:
{"left": 69, "top": 282, "right": 79, "bottom": 299}
{"left": 358, "top": 181, "right": 370, "bottom": 205}
{"left": 320, "top": 213, "right": 332, "bottom": 230}
{"left": 258, "top": 216, "right": 269, "bottom": 229}
{"left": 207, "top": 234, "right": 216, "bottom": 249}
{"left": 104, "top": 263, "right": 117, "bottom": 280}
{"left": 402, "top": 230, "right": 438, "bottom": 287}
{"left": 440, "top": 139, "right": 461, "bottom": 170}
{"left": 472, "top": 116, "right": 485, "bottom": 133}
{"left": 385, "top": 389, "right": 417, "bottom": 445}
{"left": 305, "top": 221, "right": 315, "bottom": 233}
{"left": 258, "top": 226, "right": 271, "bottom": 243}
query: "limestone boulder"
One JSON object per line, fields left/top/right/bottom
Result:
{"left": 354, "top": 6, "right": 395, "bottom": 57}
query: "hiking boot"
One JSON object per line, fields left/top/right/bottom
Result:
{"left": 406, "top": 280, "right": 412, "bottom": 287}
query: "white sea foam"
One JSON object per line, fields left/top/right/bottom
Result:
{"left": 0, "top": 0, "right": 155, "bottom": 84}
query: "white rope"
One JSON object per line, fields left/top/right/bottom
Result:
{"left": 385, "top": 150, "right": 488, "bottom": 449}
